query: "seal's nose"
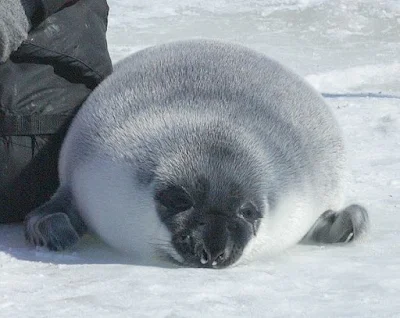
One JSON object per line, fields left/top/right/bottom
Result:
{"left": 200, "top": 245, "right": 231, "bottom": 267}
{"left": 198, "top": 216, "right": 233, "bottom": 268}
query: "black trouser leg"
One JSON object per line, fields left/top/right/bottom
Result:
{"left": 0, "top": 119, "right": 72, "bottom": 223}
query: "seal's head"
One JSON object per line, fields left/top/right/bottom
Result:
{"left": 151, "top": 136, "right": 268, "bottom": 268}
{"left": 155, "top": 182, "right": 264, "bottom": 268}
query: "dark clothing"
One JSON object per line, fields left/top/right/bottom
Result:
{"left": 37, "top": 0, "right": 79, "bottom": 22}
{"left": 0, "top": 0, "right": 112, "bottom": 222}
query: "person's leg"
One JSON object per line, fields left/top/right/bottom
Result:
{"left": 0, "top": 119, "right": 72, "bottom": 223}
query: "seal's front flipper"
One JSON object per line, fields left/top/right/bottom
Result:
{"left": 301, "top": 204, "right": 369, "bottom": 244}
{"left": 24, "top": 188, "right": 87, "bottom": 251}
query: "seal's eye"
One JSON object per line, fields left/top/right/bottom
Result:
{"left": 155, "top": 185, "right": 193, "bottom": 212}
{"left": 239, "top": 203, "right": 261, "bottom": 222}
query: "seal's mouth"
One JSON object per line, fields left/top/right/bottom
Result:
{"left": 170, "top": 227, "right": 248, "bottom": 269}
{"left": 151, "top": 234, "right": 245, "bottom": 269}
{"left": 157, "top": 246, "right": 243, "bottom": 269}
{"left": 182, "top": 246, "right": 244, "bottom": 269}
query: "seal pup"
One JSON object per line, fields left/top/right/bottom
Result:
{"left": 24, "top": 40, "right": 369, "bottom": 268}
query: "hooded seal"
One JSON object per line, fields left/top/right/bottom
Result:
{"left": 24, "top": 40, "right": 369, "bottom": 268}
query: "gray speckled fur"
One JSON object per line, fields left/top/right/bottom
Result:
{"left": 0, "top": 0, "right": 31, "bottom": 63}
{"left": 25, "top": 40, "right": 368, "bottom": 263}
{"left": 63, "top": 40, "right": 345, "bottom": 201}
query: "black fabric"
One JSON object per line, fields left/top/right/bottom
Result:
{"left": 0, "top": 0, "right": 112, "bottom": 223}
{"left": 21, "top": 0, "right": 42, "bottom": 21}
{"left": 0, "top": 115, "right": 69, "bottom": 135}
{"left": 37, "top": 0, "right": 78, "bottom": 22}
{"left": 0, "top": 116, "right": 75, "bottom": 223}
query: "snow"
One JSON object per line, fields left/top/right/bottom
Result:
{"left": 1, "top": 0, "right": 400, "bottom": 317}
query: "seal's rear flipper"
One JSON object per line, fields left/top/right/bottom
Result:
{"left": 301, "top": 205, "right": 369, "bottom": 244}
{"left": 24, "top": 188, "right": 87, "bottom": 251}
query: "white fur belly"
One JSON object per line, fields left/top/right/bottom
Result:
{"left": 71, "top": 158, "right": 171, "bottom": 261}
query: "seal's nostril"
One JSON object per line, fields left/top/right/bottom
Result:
{"left": 180, "top": 235, "right": 190, "bottom": 243}
{"left": 212, "top": 252, "right": 225, "bottom": 266}
{"left": 200, "top": 249, "right": 209, "bottom": 264}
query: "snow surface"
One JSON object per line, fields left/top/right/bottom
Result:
{"left": 1, "top": 0, "right": 400, "bottom": 317}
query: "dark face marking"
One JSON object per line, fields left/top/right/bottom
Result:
{"left": 154, "top": 185, "right": 193, "bottom": 214}
{"left": 154, "top": 183, "right": 263, "bottom": 268}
